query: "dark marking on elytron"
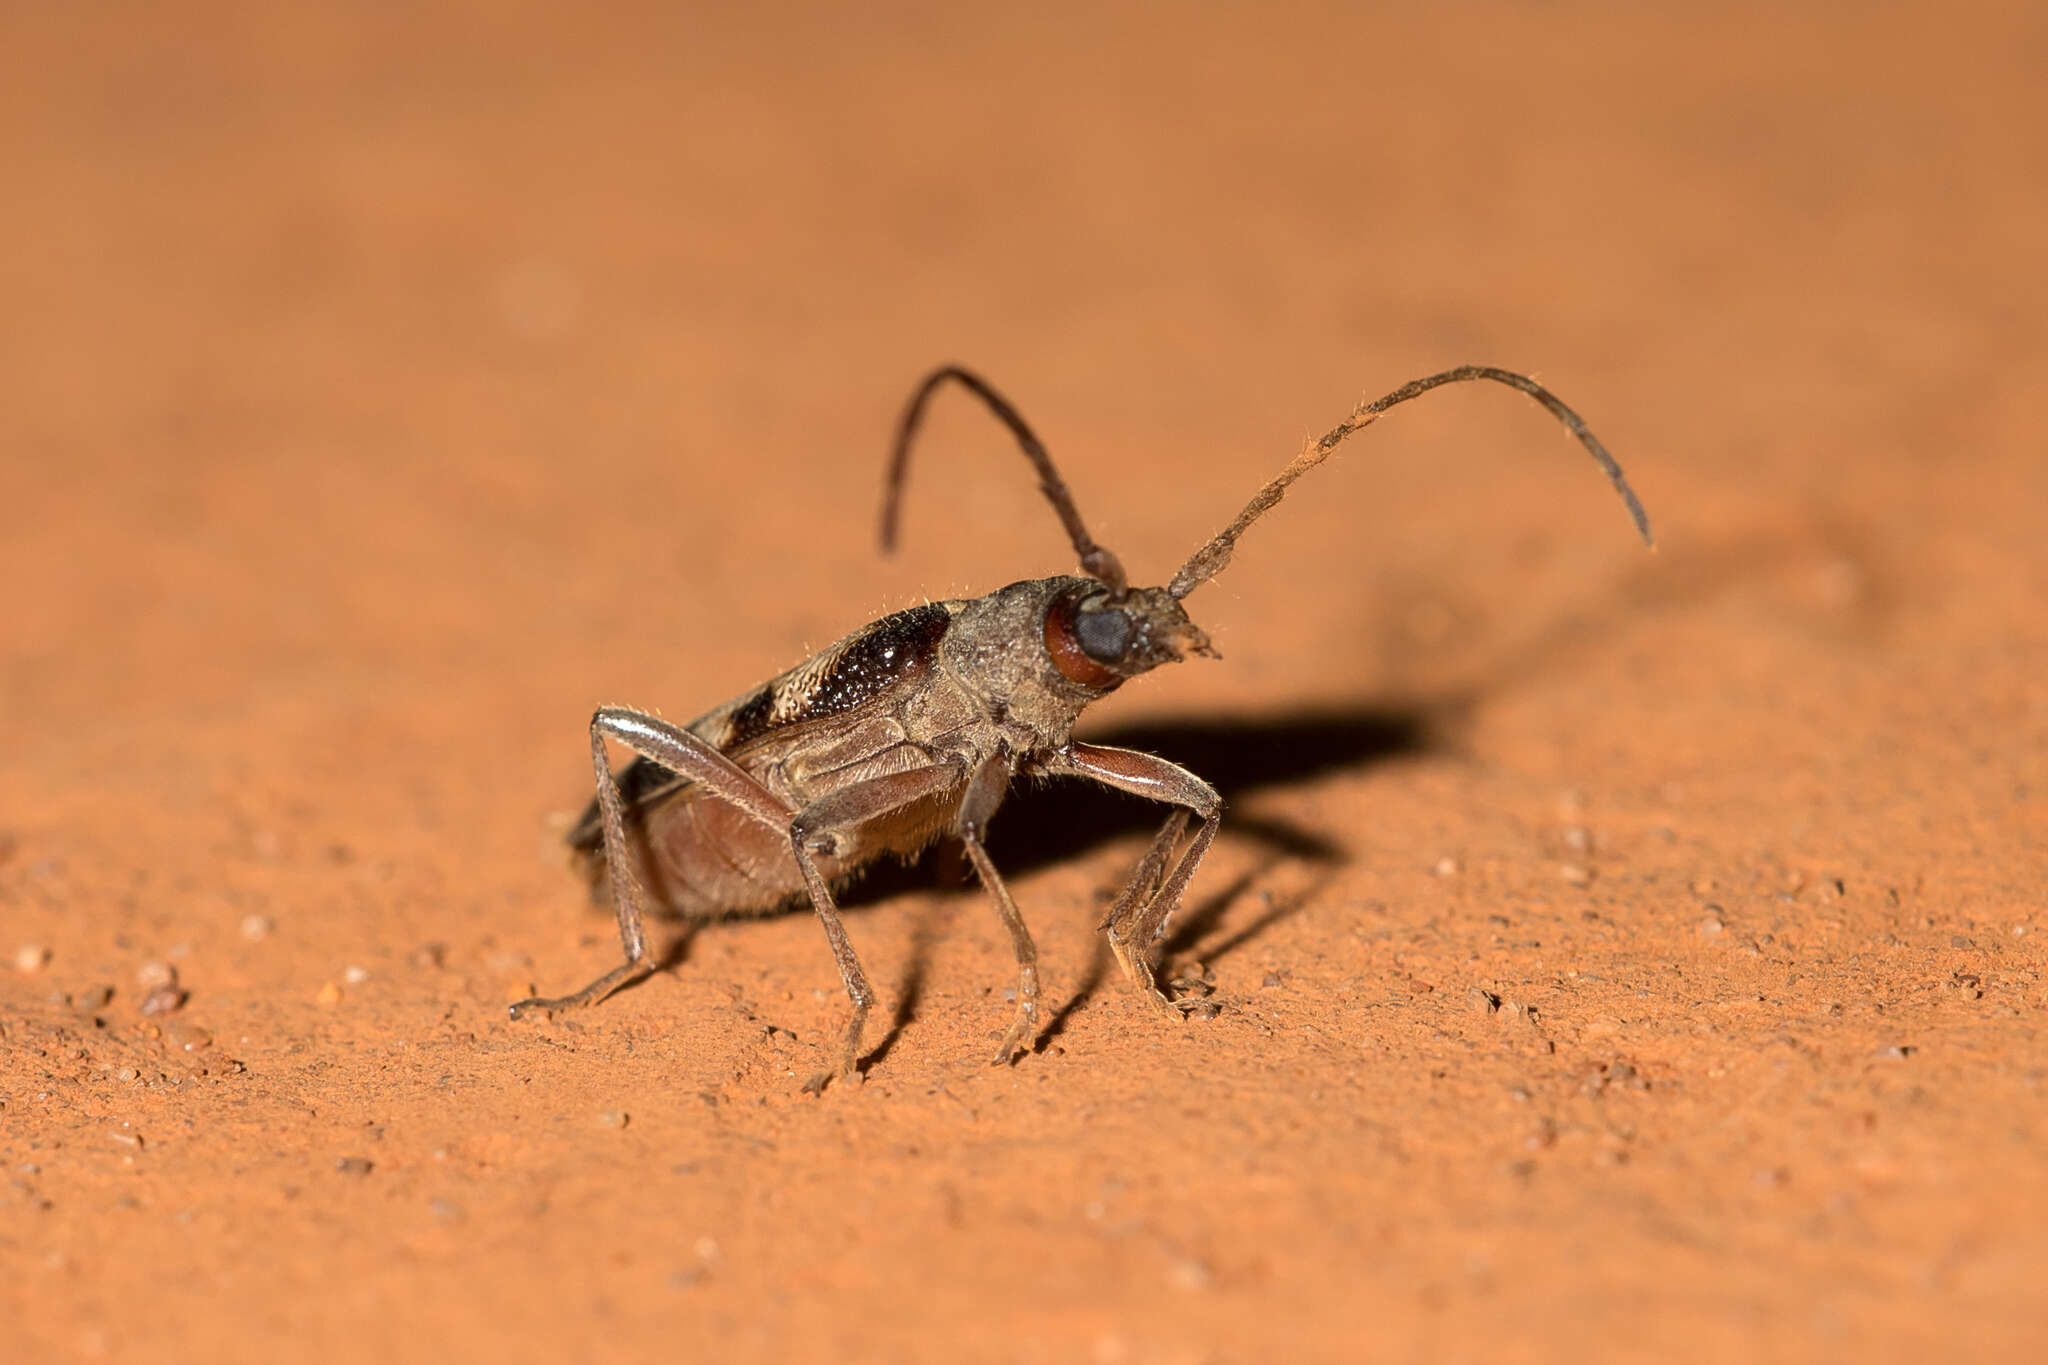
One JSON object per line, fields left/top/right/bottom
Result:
{"left": 768, "top": 601, "right": 952, "bottom": 739}
{"left": 566, "top": 602, "right": 953, "bottom": 853}
{"left": 723, "top": 686, "right": 778, "bottom": 750}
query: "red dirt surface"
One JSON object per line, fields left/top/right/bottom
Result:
{"left": 5, "top": 4, "right": 2046, "bottom": 1361}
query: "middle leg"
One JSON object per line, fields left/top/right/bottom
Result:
{"left": 789, "top": 760, "right": 970, "bottom": 1091}
{"left": 954, "top": 749, "right": 1039, "bottom": 1064}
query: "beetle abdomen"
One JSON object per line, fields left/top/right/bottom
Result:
{"left": 566, "top": 600, "right": 966, "bottom": 918}
{"left": 575, "top": 775, "right": 964, "bottom": 919}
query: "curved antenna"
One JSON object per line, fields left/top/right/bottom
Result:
{"left": 881, "top": 366, "right": 1128, "bottom": 595}
{"left": 1168, "top": 365, "right": 1654, "bottom": 600}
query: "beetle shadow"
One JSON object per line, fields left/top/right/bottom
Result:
{"left": 836, "top": 703, "right": 1438, "bottom": 930}
{"left": 842, "top": 701, "right": 1443, "bottom": 1048}
{"left": 998, "top": 704, "right": 1437, "bottom": 874}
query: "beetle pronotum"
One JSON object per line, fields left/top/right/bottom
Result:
{"left": 513, "top": 366, "right": 1652, "bottom": 1091}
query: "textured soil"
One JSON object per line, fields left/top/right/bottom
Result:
{"left": 5, "top": 4, "right": 2046, "bottom": 1361}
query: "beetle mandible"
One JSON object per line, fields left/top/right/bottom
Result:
{"left": 512, "top": 365, "right": 1654, "bottom": 1091}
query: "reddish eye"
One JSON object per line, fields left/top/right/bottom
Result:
{"left": 1043, "top": 592, "right": 1126, "bottom": 693}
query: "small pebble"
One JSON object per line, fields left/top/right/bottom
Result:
{"left": 1433, "top": 857, "right": 1460, "bottom": 878}
{"left": 343, "top": 965, "right": 370, "bottom": 986}
{"left": 14, "top": 943, "right": 49, "bottom": 973}
{"left": 335, "top": 1156, "right": 374, "bottom": 1176}
{"left": 139, "top": 983, "right": 187, "bottom": 1017}
{"left": 1697, "top": 915, "right": 1725, "bottom": 938}
{"left": 110, "top": 1127, "right": 142, "bottom": 1149}
{"left": 1561, "top": 826, "right": 1592, "bottom": 854}
{"left": 315, "top": 981, "right": 343, "bottom": 1007}
{"left": 599, "top": 1108, "right": 630, "bottom": 1130}
{"left": 165, "top": 1022, "right": 212, "bottom": 1052}
{"left": 1559, "top": 864, "right": 1592, "bottom": 886}
{"left": 240, "top": 915, "right": 274, "bottom": 942}
{"left": 115, "top": 1067, "right": 140, "bottom": 1084}
{"left": 136, "top": 961, "right": 177, "bottom": 991}
{"left": 73, "top": 984, "right": 113, "bottom": 1011}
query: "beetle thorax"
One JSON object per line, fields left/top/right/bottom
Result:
{"left": 937, "top": 576, "right": 1210, "bottom": 753}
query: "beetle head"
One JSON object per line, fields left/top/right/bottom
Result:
{"left": 1043, "top": 583, "right": 1215, "bottom": 693}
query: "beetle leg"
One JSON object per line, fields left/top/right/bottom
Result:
{"left": 1121, "top": 815, "right": 1219, "bottom": 1003}
{"left": 511, "top": 707, "right": 784, "bottom": 1022}
{"left": 952, "top": 751, "right": 1039, "bottom": 1065}
{"left": 1096, "top": 808, "right": 1187, "bottom": 933}
{"left": 513, "top": 707, "right": 958, "bottom": 1094}
{"left": 787, "top": 761, "right": 970, "bottom": 1091}
{"left": 1045, "top": 742, "right": 1223, "bottom": 1013}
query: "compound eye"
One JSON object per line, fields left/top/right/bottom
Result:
{"left": 1074, "top": 606, "right": 1133, "bottom": 662}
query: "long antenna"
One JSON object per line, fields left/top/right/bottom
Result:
{"left": 881, "top": 366, "right": 1128, "bottom": 594}
{"left": 1168, "top": 366, "right": 1654, "bottom": 600}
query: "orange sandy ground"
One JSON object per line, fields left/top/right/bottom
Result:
{"left": 4, "top": 4, "right": 2046, "bottom": 1361}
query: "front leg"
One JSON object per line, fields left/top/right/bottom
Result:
{"left": 1043, "top": 742, "right": 1222, "bottom": 1011}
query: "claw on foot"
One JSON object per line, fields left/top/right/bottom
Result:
{"left": 507, "top": 961, "right": 649, "bottom": 1022}
{"left": 990, "top": 1009, "right": 1038, "bottom": 1066}
{"left": 1145, "top": 986, "right": 1185, "bottom": 1017}
{"left": 803, "top": 1063, "right": 862, "bottom": 1096}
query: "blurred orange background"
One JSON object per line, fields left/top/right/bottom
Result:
{"left": 4, "top": 3, "right": 2045, "bottom": 1361}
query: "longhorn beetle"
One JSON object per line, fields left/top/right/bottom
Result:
{"left": 512, "top": 365, "right": 1653, "bottom": 1091}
